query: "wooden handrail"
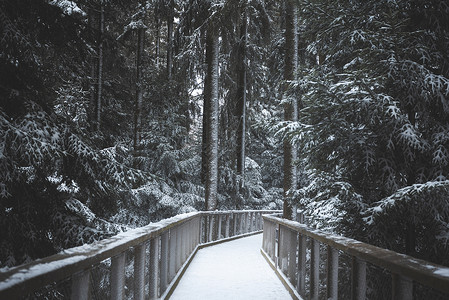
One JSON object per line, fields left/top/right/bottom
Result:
{"left": 262, "top": 214, "right": 449, "bottom": 299}
{"left": 0, "top": 209, "right": 280, "bottom": 299}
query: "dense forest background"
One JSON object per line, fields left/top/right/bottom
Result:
{"left": 1, "top": 0, "right": 448, "bottom": 273}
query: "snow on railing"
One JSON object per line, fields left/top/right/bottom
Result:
{"left": 0, "top": 210, "right": 280, "bottom": 299}
{"left": 262, "top": 214, "right": 449, "bottom": 300}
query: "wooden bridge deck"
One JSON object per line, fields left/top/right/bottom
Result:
{"left": 170, "top": 233, "right": 293, "bottom": 300}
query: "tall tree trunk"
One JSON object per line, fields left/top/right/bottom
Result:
{"left": 155, "top": 17, "right": 160, "bottom": 68}
{"left": 283, "top": 0, "right": 298, "bottom": 220}
{"left": 88, "top": 7, "right": 97, "bottom": 128}
{"left": 167, "top": 0, "right": 174, "bottom": 80}
{"left": 202, "top": 26, "right": 219, "bottom": 211}
{"left": 235, "top": 2, "right": 248, "bottom": 206}
{"left": 133, "top": 27, "right": 145, "bottom": 152}
{"left": 96, "top": 2, "right": 104, "bottom": 132}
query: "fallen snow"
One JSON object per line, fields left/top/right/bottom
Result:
{"left": 170, "top": 234, "right": 292, "bottom": 300}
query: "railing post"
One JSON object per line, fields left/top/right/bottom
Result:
{"left": 160, "top": 231, "right": 169, "bottom": 294}
{"left": 351, "top": 257, "right": 367, "bottom": 300}
{"left": 248, "top": 212, "right": 254, "bottom": 232}
{"left": 199, "top": 214, "right": 204, "bottom": 244}
{"left": 297, "top": 233, "right": 306, "bottom": 296}
{"left": 310, "top": 239, "right": 320, "bottom": 300}
{"left": 233, "top": 213, "right": 237, "bottom": 236}
{"left": 168, "top": 228, "right": 176, "bottom": 282}
{"left": 288, "top": 229, "right": 297, "bottom": 284}
{"left": 176, "top": 225, "right": 182, "bottom": 271}
{"left": 239, "top": 213, "right": 244, "bottom": 234}
{"left": 111, "top": 252, "right": 126, "bottom": 300}
{"left": 218, "top": 214, "right": 222, "bottom": 240}
{"left": 256, "top": 212, "right": 259, "bottom": 230}
{"left": 71, "top": 269, "right": 90, "bottom": 300}
{"left": 209, "top": 215, "right": 214, "bottom": 242}
{"left": 271, "top": 222, "right": 277, "bottom": 262}
{"left": 149, "top": 237, "right": 159, "bottom": 299}
{"left": 225, "top": 213, "right": 230, "bottom": 238}
{"left": 134, "top": 243, "right": 146, "bottom": 300}
{"left": 327, "top": 246, "right": 339, "bottom": 300}
{"left": 392, "top": 273, "right": 413, "bottom": 300}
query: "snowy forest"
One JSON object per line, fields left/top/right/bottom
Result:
{"left": 1, "top": 0, "right": 449, "bottom": 277}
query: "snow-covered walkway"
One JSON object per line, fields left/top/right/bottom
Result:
{"left": 170, "top": 233, "right": 292, "bottom": 300}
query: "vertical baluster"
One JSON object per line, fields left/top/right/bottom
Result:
{"left": 160, "top": 232, "right": 169, "bottom": 294}
{"left": 351, "top": 257, "right": 366, "bottom": 300}
{"left": 134, "top": 243, "right": 146, "bottom": 300}
{"left": 327, "top": 246, "right": 339, "bottom": 300}
{"left": 239, "top": 213, "right": 244, "bottom": 234}
{"left": 288, "top": 229, "right": 297, "bottom": 284}
{"left": 262, "top": 218, "right": 267, "bottom": 252}
{"left": 225, "top": 214, "right": 230, "bottom": 238}
{"left": 111, "top": 252, "right": 126, "bottom": 300}
{"left": 188, "top": 220, "right": 192, "bottom": 254}
{"left": 71, "top": 269, "right": 90, "bottom": 300}
{"left": 168, "top": 228, "right": 176, "bottom": 282}
{"left": 208, "top": 215, "right": 214, "bottom": 242}
{"left": 149, "top": 237, "right": 159, "bottom": 299}
{"left": 176, "top": 225, "right": 182, "bottom": 271}
{"left": 392, "top": 273, "right": 413, "bottom": 300}
{"left": 183, "top": 222, "right": 188, "bottom": 261}
{"left": 271, "top": 222, "right": 276, "bottom": 262}
{"left": 196, "top": 216, "right": 201, "bottom": 246}
{"left": 297, "top": 233, "right": 306, "bottom": 295}
{"left": 179, "top": 224, "right": 184, "bottom": 265}
{"left": 310, "top": 239, "right": 320, "bottom": 300}
{"left": 198, "top": 215, "right": 205, "bottom": 244}
{"left": 279, "top": 226, "right": 287, "bottom": 272}
{"left": 254, "top": 212, "right": 259, "bottom": 230}
{"left": 218, "top": 214, "right": 222, "bottom": 240}
{"left": 233, "top": 213, "right": 237, "bottom": 236}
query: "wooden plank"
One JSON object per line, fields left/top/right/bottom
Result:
{"left": 351, "top": 257, "right": 366, "bottom": 300}
{"left": 327, "top": 246, "right": 338, "bottom": 300}
{"left": 160, "top": 232, "right": 169, "bottom": 294}
{"left": 71, "top": 269, "right": 90, "bottom": 300}
{"left": 133, "top": 244, "right": 146, "bottom": 300}
{"left": 149, "top": 237, "right": 159, "bottom": 300}
{"left": 111, "top": 252, "right": 126, "bottom": 300}
{"left": 392, "top": 273, "right": 413, "bottom": 300}
{"left": 310, "top": 239, "right": 320, "bottom": 300}
{"left": 297, "top": 233, "right": 306, "bottom": 296}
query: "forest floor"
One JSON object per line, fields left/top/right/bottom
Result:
{"left": 170, "top": 233, "right": 293, "bottom": 300}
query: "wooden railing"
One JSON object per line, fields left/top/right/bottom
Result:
{"left": 262, "top": 214, "right": 449, "bottom": 300}
{"left": 0, "top": 210, "right": 280, "bottom": 299}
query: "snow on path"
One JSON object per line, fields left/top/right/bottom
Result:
{"left": 170, "top": 233, "right": 292, "bottom": 300}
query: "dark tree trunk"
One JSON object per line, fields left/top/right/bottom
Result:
{"left": 155, "top": 17, "right": 161, "bottom": 68}
{"left": 167, "top": 0, "right": 174, "bottom": 80}
{"left": 202, "top": 26, "right": 219, "bottom": 211}
{"left": 88, "top": 7, "right": 97, "bottom": 128}
{"left": 235, "top": 3, "right": 248, "bottom": 192}
{"left": 133, "top": 27, "right": 145, "bottom": 152}
{"left": 283, "top": 0, "right": 298, "bottom": 220}
{"left": 96, "top": 2, "right": 104, "bottom": 132}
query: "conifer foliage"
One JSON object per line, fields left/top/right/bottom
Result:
{"left": 281, "top": 0, "right": 449, "bottom": 264}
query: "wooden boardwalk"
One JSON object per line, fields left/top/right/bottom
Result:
{"left": 170, "top": 233, "right": 293, "bottom": 300}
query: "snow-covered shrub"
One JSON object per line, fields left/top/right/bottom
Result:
{"left": 363, "top": 181, "right": 449, "bottom": 265}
